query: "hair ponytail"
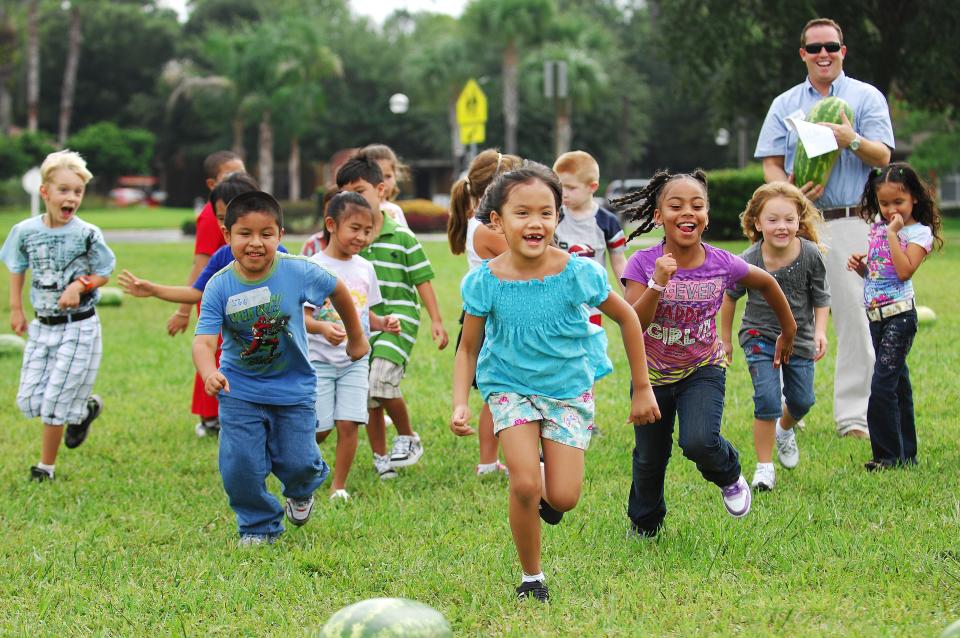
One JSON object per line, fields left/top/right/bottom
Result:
{"left": 447, "top": 177, "right": 472, "bottom": 255}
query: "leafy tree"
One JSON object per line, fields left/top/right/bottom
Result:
{"left": 66, "top": 122, "right": 155, "bottom": 191}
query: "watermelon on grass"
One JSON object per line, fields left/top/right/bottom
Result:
{"left": 0, "top": 334, "right": 26, "bottom": 355}
{"left": 318, "top": 598, "right": 452, "bottom": 638}
{"left": 98, "top": 286, "right": 124, "bottom": 306}
{"left": 792, "top": 96, "right": 855, "bottom": 189}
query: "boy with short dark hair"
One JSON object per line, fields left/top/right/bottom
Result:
{"left": 1, "top": 150, "right": 115, "bottom": 481}
{"left": 172, "top": 150, "right": 246, "bottom": 437}
{"left": 336, "top": 157, "right": 448, "bottom": 479}
{"left": 553, "top": 150, "right": 627, "bottom": 325}
{"left": 194, "top": 190, "right": 368, "bottom": 545}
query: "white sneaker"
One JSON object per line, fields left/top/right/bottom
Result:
{"left": 373, "top": 453, "right": 398, "bottom": 480}
{"left": 195, "top": 418, "right": 220, "bottom": 438}
{"left": 751, "top": 464, "right": 776, "bottom": 492}
{"left": 284, "top": 496, "right": 315, "bottom": 526}
{"left": 721, "top": 475, "right": 752, "bottom": 518}
{"left": 329, "top": 489, "right": 350, "bottom": 501}
{"left": 776, "top": 421, "right": 800, "bottom": 469}
{"left": 238, "top": 534, "right": 277, "bottom": 547}
{"left": 476, "top": 461, "right": 509, "bottom": 476}
{"left": 389, "top": 433, "right": 423, "bottom": 468}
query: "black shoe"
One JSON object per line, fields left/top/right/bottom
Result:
{"left": 629, "top": 521, "right": 661, "bottom": 539}
{"left": 65, "top": 395, "right": 102, "bottom": 449}
{"left": 864, "top": 459, "right": 893, "bottom": 472}
{"left": 539, "top": 498, "right": 563, "bottom": 525}
{"left": 516, "top": 579, "right": 549, "bottom": 602}
{"left": 30, "top": 465, "right": 54, "bottom": 482}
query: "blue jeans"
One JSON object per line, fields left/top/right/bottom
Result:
{"left": 628, "top": 365, "right": 741, "bottom": 535}
{"left": 218, "top": 395, "right": 329, "bottom": 537}
{"left": 742, "top": 338, "right": 816, "bottom": 421}
{"left": 867, "top": 309, "right": 918, "bottom": 466}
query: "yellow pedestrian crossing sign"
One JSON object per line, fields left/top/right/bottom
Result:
{"left": 457, "top": 79, "right": 487, "bottom": 145}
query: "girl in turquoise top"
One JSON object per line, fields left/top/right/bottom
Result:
{"left": 451, "top": 163, "right": 660, "bottom": 602}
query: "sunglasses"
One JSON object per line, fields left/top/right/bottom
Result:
{"left": 804, "top": 42, "right": 842, "bottom": 54}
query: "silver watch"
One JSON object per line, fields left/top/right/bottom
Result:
{"left": 849, "top": 134, "right": 861, "bottom": 152}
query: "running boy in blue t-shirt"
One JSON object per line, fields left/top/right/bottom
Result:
{"left": 193, "top": 191, "right": 369, "bottom": 546}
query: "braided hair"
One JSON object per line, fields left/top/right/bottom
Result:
{"left": 856, "top": 162, "right": 943, "bottom": 251}
{"left": 610, "top": 169, "right": 709, "bottom": 242}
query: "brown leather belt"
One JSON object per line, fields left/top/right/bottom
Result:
{"left": 821, "top": 206, "right": 856, "bottom": 220}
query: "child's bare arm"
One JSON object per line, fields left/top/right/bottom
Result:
{"left": 119, "top": 269, "right": 202, "bottom": 304}
{"left": 598, "top": 292, "right": 661, "bottom": 425}
{"left": 624, "top": 252, "right": 676, "bottom": 329}
{"left": 885, "top": 217, "right": 927, "bottom": 281}
{"left": 846, "top": 252, "right": 867, "bottom": 277}
{"left": 9, "top": 272, "right": 26, "bottom": 335}
{"left": 193, "top": 333, "right": 228, "bottom": 396}
{"left": 169, "top": 254, "right": 212, "bottom": 335}
{"left": 370, "top": 311, "right": 401, "bottom": 334}
{"left": 609, "top": 252, "right": 627, "bottom": 294}
{"left": 303, "top": 307, "right": 346, "bottom": 344}
{"left": 451, "top": 313, "right": 484, "bottom": 436}
{"left": 719, "top": 294, "right": 738, "bottom": 364}
{"left": 58, "top": 274, "right": 109, "bottom": 310}
{"left": 415, "top": 280, "right": 449, "bottom": 349}
{"left": 739, "top": 266, "right": 797, "bottom": 365}
{"left": 813, "top": 305, "right": 829, "bottom": 361}
{"left": 328, "top": 280, "right": 369, "bottom": 361}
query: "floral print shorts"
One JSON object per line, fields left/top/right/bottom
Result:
{"left": 487, "top": 391, "right": 596, "bottom": 450}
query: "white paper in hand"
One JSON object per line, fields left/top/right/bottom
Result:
{"left": 785, "top": 117, "right": 838, "bottom": 158}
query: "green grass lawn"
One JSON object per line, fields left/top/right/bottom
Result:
{"left": 0, "top": 227, "right": 958, "bottom": 636}
{"left": 0, "top": 207, "right": 195, "bottom": 238}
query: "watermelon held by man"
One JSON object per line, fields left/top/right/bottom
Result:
{"left": 317, "top": 598, "right": 452, "bottom": 638}
{"left": 792, "top": 96, "right": 855, "bottom": 189}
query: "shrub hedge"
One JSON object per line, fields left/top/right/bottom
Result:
{"left": 703, "top": 164, "right": 765, "bottom": 241}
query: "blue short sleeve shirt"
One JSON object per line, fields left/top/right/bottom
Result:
{"left": 755, "top": 73, "right": 895, "bottom": 208}
{"left": 196, "top": 253, "right": 338, "bottom": 404}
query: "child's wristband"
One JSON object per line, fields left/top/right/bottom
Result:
{"left": 75, "top": 275, "right": 94, "bottom": 293}
{"left": 646, "top": 278, "right": 666, "bottom": 293}
{"left": 175, "top": 311, "right": 190, "bottom": 318}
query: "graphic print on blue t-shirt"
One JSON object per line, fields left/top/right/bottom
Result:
{"left": 226, "top": 291, "right": 290, "bottom": 366}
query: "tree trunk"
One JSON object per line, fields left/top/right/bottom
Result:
{"left": 26, "top": 0, "right": 39, "bottom": 132}
{"left": 58, "top": 4, "right": 82, "bottom": 146}
{"left": 502, "top": 39, "right": 518, "bottom": 155}
{"left": 448, "top": 91, "right": 463, "bottom": 172}
{"left": 554, "top": 97, "right": 572, "bottom": 158}
{"left": 258, "top": 109, "right": 274, "bottom": 194}
{"left": 288, "top": 135, "right": 300, "bottom": 201}
{"left": 0, "top": 11, "right": 15, "bottom": 134}
{"left": 232, "top": 115, "right": 245, "bottom": 159}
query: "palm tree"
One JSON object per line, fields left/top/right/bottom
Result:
{"left": 463, "top": 0, "right": 554, "bottom": 155}
{"left": 26, "top": 0, "right": 39, "bottom": 132}
{"left": 0, "top": 9, "right": 17, "bottom": 133}
{"left": 57, "top": 0, "right": 82, "bottom": 145}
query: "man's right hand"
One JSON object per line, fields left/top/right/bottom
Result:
{"left": 790, "top": 174, "right": 825, "bottom": 203}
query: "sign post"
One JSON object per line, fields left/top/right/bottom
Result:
{"left": 456, "top": 79, "right": 488, "bottom": 168}
{"left": 21, "top": 167, "right": 42, "bottom": 217}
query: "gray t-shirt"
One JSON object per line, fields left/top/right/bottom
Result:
{"left": 727, "top": 238, "right": 830, "bottom": 360}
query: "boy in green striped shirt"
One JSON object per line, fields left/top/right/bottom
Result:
{"left": 336, "top": 157, "right": 449, "bottom": 479}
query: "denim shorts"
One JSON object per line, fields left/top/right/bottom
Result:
{"left": 742, "top": 337, "right": 815, "bottom": 421}
{"left": 314, "top": 358, "right": 370, "bottom": 432}
{"left": 487, "top": 390, "right": 595, "bottom": 450}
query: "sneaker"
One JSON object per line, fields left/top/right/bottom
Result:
{"left": 516, "top": 579, "right": 549, "bottom": 602}
{"left": 374, "top": 453, "right": 398, "bottom": 480}
{"left": 389, "top": 433, "right": 423, "bottom": 468}
{"left": 864, "top": 459, "right": 893, "bottom": 472}
{"left": 751, "top": 464, "right": 776, "bottom": 492}
{"left": 721, "top": 475, "right": 752, "bottom": 518}
{"left": 776, "top": 421, "right": 800, "bottom": 469}
{"left": 238, "top": 533, "right": 277, "bottom": 547}
{"left": 476, "top": 461, "right": 509, "bottom": 476}
{"left": 284, "top": 496, "right": 315, "bottom": 526}
{"left": 64, "top": 395, "right": 102, "bottom": 449}
{"left": 195, "top": 417, "right": 221, "bottom": 438}
{"left": 539, "top": 498, "right": 563, "bottom": 525}
{"left": 329, "top": 489, "right": 350, "bottom": 501}
{"left": 29, "top": 465, "right": 54, "bottom": 482}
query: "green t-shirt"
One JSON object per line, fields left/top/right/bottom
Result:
{"left": 359, "top": 213, "right": 435, "bottom": 367}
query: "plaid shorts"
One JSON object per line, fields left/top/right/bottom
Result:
{"left": 367, "top": 357, "right": 405, "bottom": 408}
{"left": 487, "top": 390, "right": 596, "bottom": 450}
{"left": 17, "top": 315, "right": 102, "bottom": 425}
